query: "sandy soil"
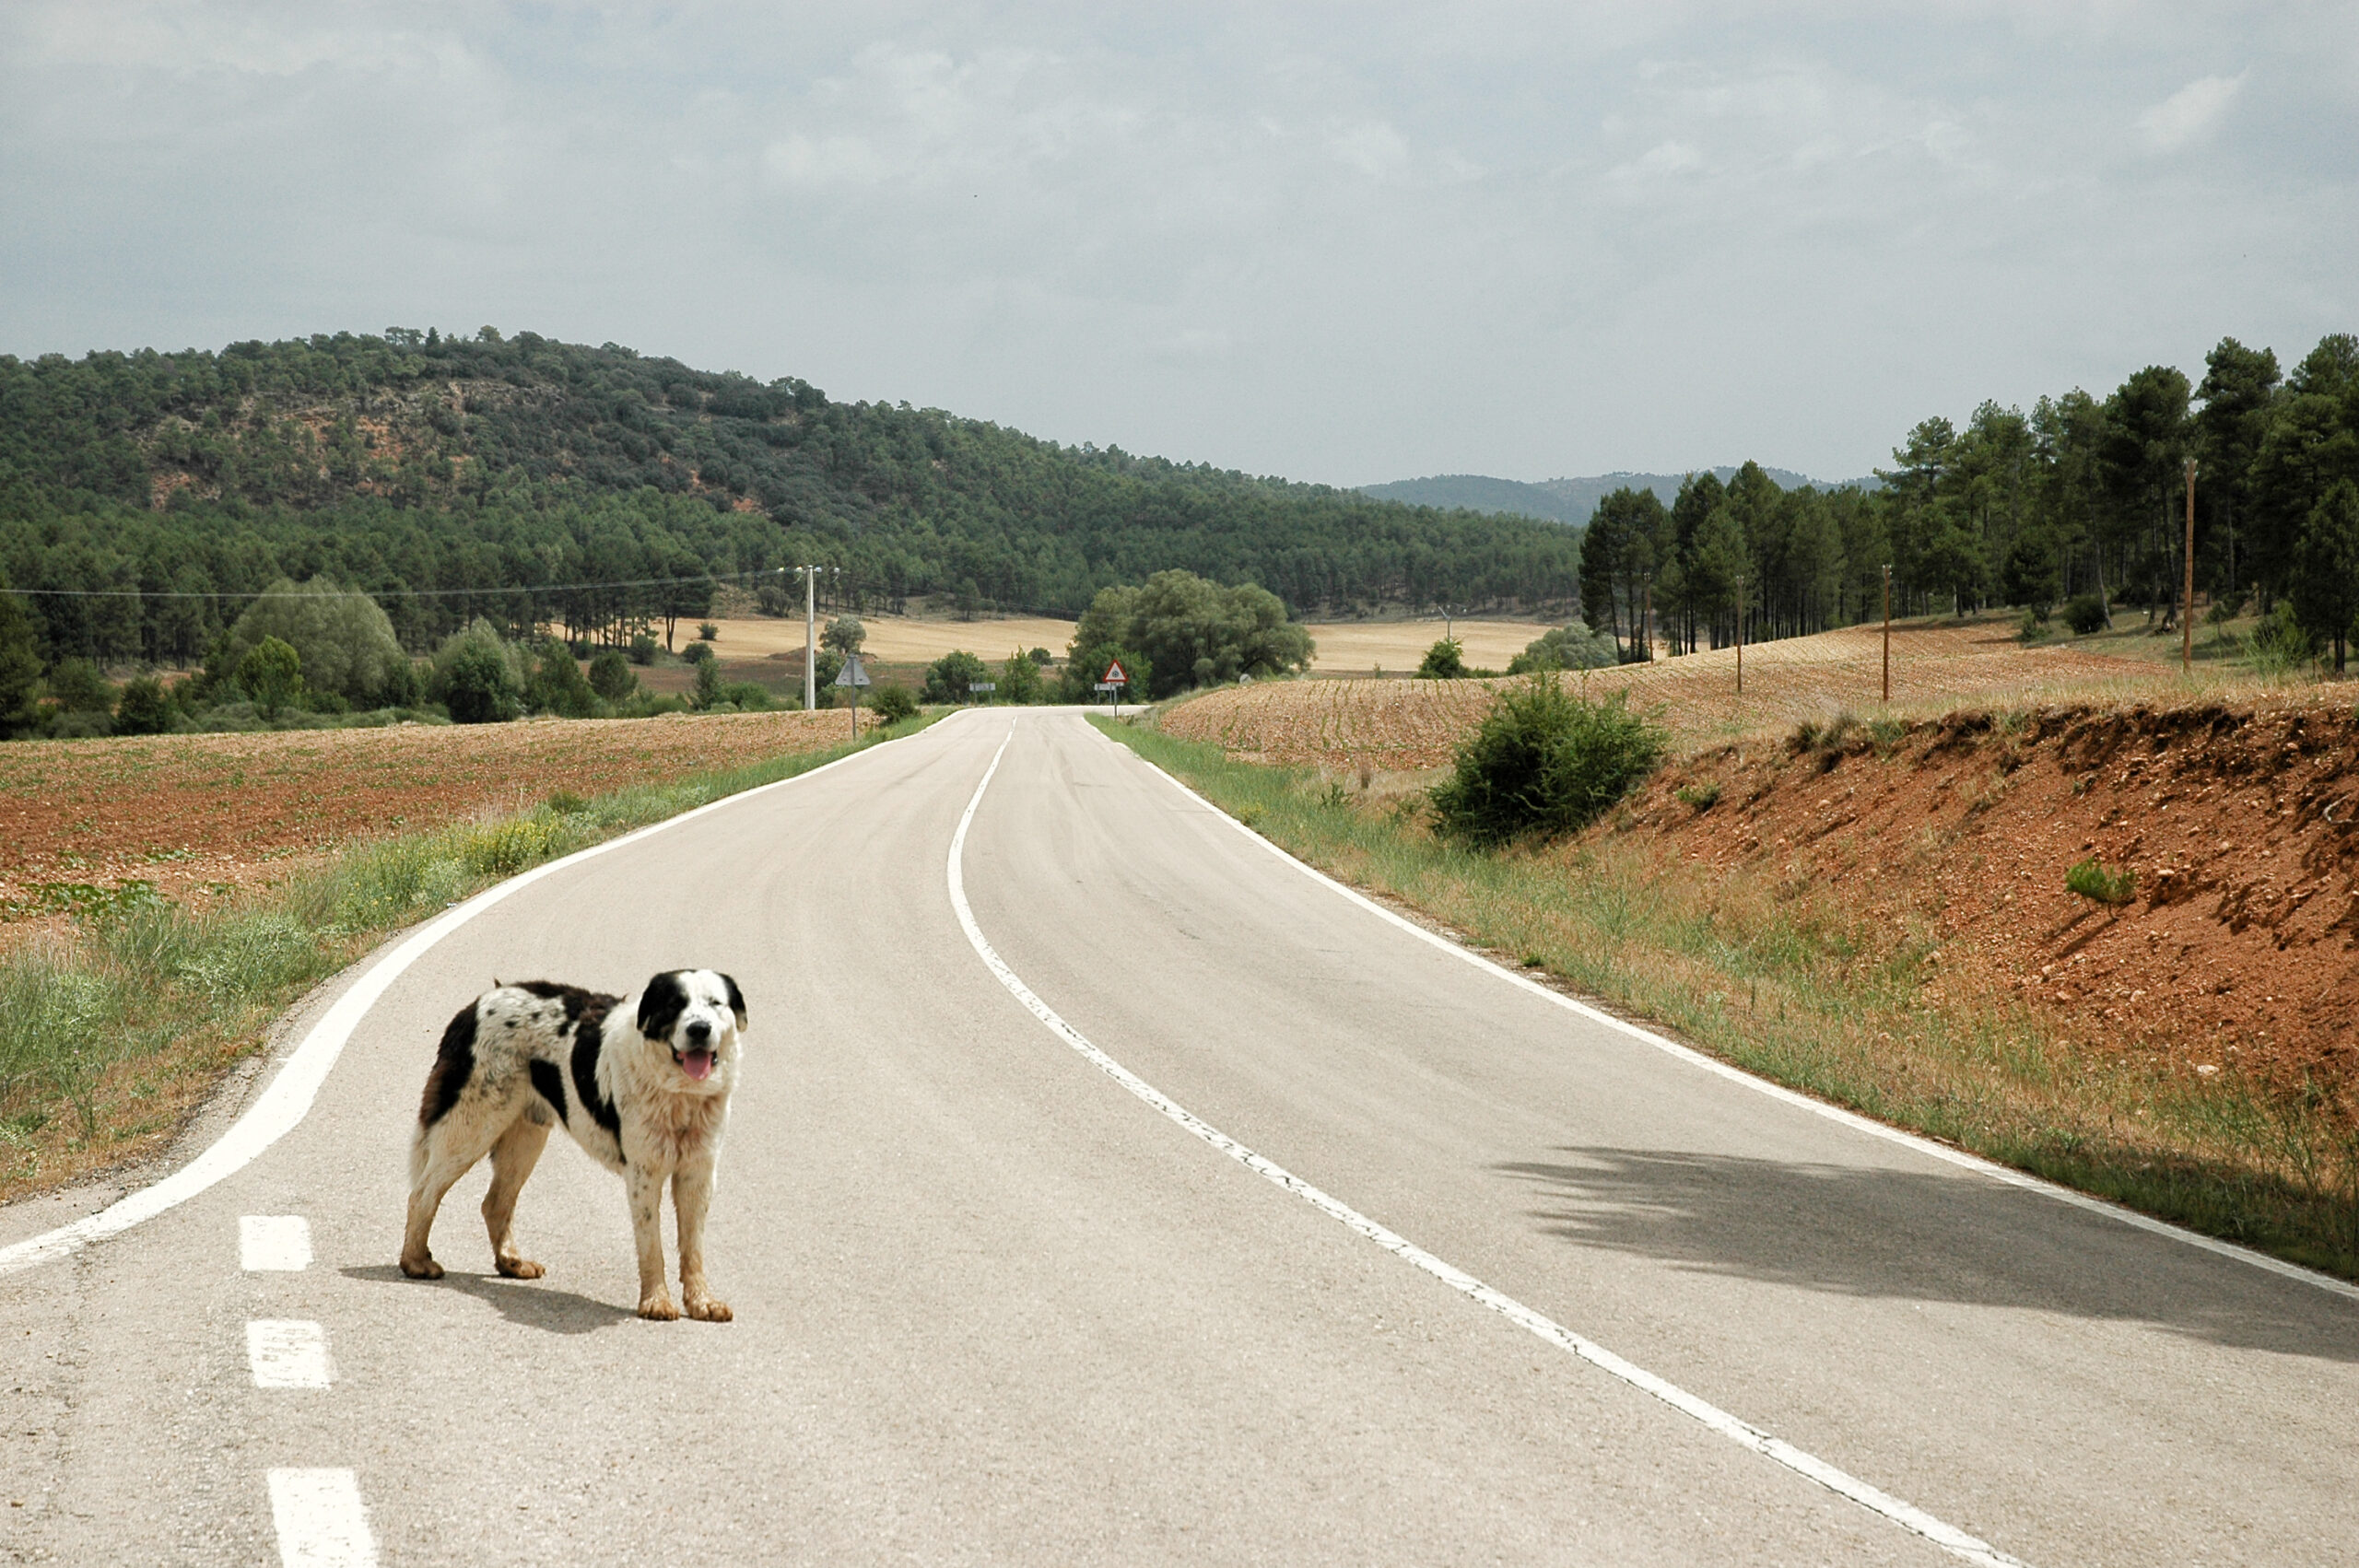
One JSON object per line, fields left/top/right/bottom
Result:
{"left": 1620, "top": 696, "right": 2359, "bottom": 1099}
{"left": 1163, "top": 622, "right": 2181, "bottom": 767}
{"left": 0, "top": 711, "right": 875, "bottom": 943}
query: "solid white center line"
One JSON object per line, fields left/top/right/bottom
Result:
{"left": 241, "top": 1215, "right": 313, "bottom": 1271}
{"left": 247, "top": 1320, "right": 335, "bottom": 1389}
{"left": 949, "top": 722, "right": 2030, "bottom": 1568}
{"left": 266, "top": 1468, "right": 377, "bottom": 1567}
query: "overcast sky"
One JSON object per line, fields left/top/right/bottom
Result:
{"left": 2, "top": 3, "right": 2352, "bottom": 486}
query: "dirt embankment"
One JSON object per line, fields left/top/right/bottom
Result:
{"left": 1617, "top": 699, "right": 2359, "bottom": 1096}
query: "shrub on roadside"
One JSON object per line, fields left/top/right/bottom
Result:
{"left": 1429, "top": 676, "right": 1667, "bottom": 846}
{"left": 869, "top": 684, "right": 919, "bottom": 723}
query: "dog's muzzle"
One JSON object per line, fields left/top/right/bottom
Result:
{"left": 675, "top": 1020, "right": 717, "bottom": 1081}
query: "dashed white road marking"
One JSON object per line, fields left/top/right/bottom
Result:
{"left": 951, "top": 722, "right": 2031, "bottom": 1568}
{"left": 241, "top": 1215, "right": 313, "bottom": 1271}
{"left": 266, "top": 1469, "right": 377, "bottom": 1567}
{"left": 247, "top": 1320, "right": 335, "bottom": 1389}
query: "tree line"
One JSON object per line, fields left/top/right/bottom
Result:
{"left": 0, "top": 329, "right": 1581, "bottom": 673}
{"left": 1577, "top": 332, "right": 2359, "bottom": 667}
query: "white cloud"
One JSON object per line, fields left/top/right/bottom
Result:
{"left": 2137, "top": 71, "right": 2247, "bottom": 152}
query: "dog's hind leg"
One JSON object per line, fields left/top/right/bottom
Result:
{"left": 401, "top": 1108, "right": 506, "bottom": 1280}
{"left": 482, "top": 1106, "right": 554, "bottom": 1280}
{"left": 673, "top": 1154, "right": 731, "bottom": 1322}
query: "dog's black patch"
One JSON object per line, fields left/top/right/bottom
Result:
{"left": 515, "top": 979, "right": 601, "bottom": 1023}
{"left": 718, "top": 971, "right": 747, "bottom": 1030}
{"left": 636, "top": 970, "right": 691, "bottom": 1042}
{"left": 418, "top": 1003, "right": 477, "bottom": 1128}
{"left": 528, "top": 1059, "right": 568, "bottom": 1120}
{"left": 569, "top": 1011, "right": 622, "bottom": 1143}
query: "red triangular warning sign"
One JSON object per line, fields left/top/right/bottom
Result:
{"left": 1102, "top": 661, "right": 1127, "bottom": 685}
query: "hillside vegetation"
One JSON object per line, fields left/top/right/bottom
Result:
{"left": 0, "top": 328, "right": 1581, "bottom": 667}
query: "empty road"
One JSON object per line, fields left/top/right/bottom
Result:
{"left": 3, "top": 709, "right": 2353, "bottom": 1565}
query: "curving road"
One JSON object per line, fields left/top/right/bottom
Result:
{"left": 3, "top": 709, "right": 2354, "bottom": 1565}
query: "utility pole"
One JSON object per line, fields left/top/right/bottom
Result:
{"left": 1734, "top": 573, "right": 1745, "bottom": 696}
{"left": 2183, "top": 457, "right": 2198, "bottom": 674}
{"left": 1881, "top": 564, "right": 1893, "bottom": 703}
{"left": 803, "top": 565, "right": 818, "bottom": 713}
{"left": 1641, "top": 580, "right": 1654, "bottom": 662}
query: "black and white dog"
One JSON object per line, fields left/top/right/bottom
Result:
{"left": 400, "top": 969, "right": 745, "bottom": 1321}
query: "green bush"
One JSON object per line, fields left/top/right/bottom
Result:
{"left": 428, "top": 620, "right": 524, "bottom": 723}
{"left": 869, "top": 684, "right": 919, "bottom": 723}
{"left": 2244, "top": 602, "right": 2315, "bottom": 682}
{"left": 525, "top": 639, "right": 601, "bottom": 718}
{"left": 587, "top": 648, "right": 638, "bottom": 702}
{"left": 113, "top": 675, "right": 177, "bottom": 734}
{"left": 1507, "top": 621, "right": 1620, "bottom": 674}
{"left": 628, "top": 633, "right": 660, "bottom": 666}
{"left": 236, "top": 638, "right": 304, "bottom": 719}
{"left": 45, "top": 658, "right": 115, "bottom": 714}
{"left": 219, "top": 576, "right": 410, "bottom": 707}
{"left": 2061, "top": 594, "right": 2109, "bottom": 636}
{"left": 1418, "top": 638, "right": 1468, "bottom": 679}
{"left": 1429, "top": 676, "right": 1667, "bottom": 846}
{"left": 2065, "top": 857, "right": 2136, "bottom": 906}
{"left": 693, "top": 657, "right": 725, "bottom": 709}
{"left": 923, "top": 649, "right": 992, "bottom": 704}
{"left": 720, "top": 681, "right": 772, "bottom": 710}
{"left": 1674, "top": 781, "right": 1721, "bottom": 811}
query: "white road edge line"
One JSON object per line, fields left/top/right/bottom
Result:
{"left": 950, "top": 722, "right": 2030, "bottom": 1568}
{"left": 247, "top": 1319, "right": 335, "bottom": 1389}
{"left": 241, "top": 1215, "right": 313, "bottom": 1272}
{"left": 266, "top": 1467, "right": 377, "bottom": 1567}
{"left": 0, "top": 726, "right": 927, "bottom": 1278}
{"left": 1109, "top": 723, "right": 2359, "bottom": 1306}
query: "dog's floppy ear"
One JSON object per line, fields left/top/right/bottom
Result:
{"left": 635, "top": 971, "right": 689, "bottom": 1040}
{"left": 718, "top": 972, "right": 746, "bottom": 1031}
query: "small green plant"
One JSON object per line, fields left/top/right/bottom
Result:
{"left": 1320, "top": 781, "right": 1349, "bottom": 809}
{"left": 1429, "top": 676, "right": 1667, "bottom": 846}
{"left": 2065, "top": 856, "right": 2136, "bottom": 907}
{"left": 1674, "top": 781, "right": 1721, "bottom": 811}
{"left": 868, "top": 684, "right": 919, "bottom": 723}
{"left": 697, "top": 622, "right": 719, "bottom": 642}
{"left": 2243, "top": 603, "right": 2314, "bottom": 682}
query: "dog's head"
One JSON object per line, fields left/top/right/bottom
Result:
{"left": 634, "top": 969, "right": 746, "bottom": 1087}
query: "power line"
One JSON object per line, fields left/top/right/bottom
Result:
{"left": 0, "top": 568, "right": 794, "bottom": 602}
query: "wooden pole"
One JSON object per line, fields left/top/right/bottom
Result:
{"left": 2183, "top": 457, "right": 2197, "bottom": 674}
{"left": 1642, "top": 581, "right": 1653, "bottom": 662}
{"left": 1735, "top": 574, "right": 1744, "bottom": 696}
{"left": 1881, "top": 564, "right": 1892, "bottom": 703}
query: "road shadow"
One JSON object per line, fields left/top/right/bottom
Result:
{"left": 1495, "top": 1147, "right": 2359, "bottom": 1363}
{"left": 341, "top": 1264, "right": 637, "bottom": 1334}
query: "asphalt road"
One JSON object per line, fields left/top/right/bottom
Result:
{"left": 4, "top": 708, "right": 2355, "bottom": 1565}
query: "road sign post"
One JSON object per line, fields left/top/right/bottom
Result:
{"left": 833, "top": 651, "right": 871, "bottom": 738}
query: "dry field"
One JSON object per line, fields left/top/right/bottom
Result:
{"left": 696, "top": 612, "right": 1557, "bottom": 675}
{"left": 1300, "top": 617, "right": 1559, "bottom": 673}
{"left": 0, "top": 710, "right": 879, "bottom": 944}
{"left": 1162, "top": 621, "right": 2188, "bottom": 769}
{"left": 698, "top": 614, "right": 1079, "bottom": 664}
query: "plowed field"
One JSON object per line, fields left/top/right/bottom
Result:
{"left": 1163, "top": 623, "right": 2177, "bottom": 769}
{"left": 0, "top": 711, "right": 875, "bottom": 939}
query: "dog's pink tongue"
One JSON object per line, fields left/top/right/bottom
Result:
{"left": 681, "top": 1049, "right": 714, "bottom": 1081}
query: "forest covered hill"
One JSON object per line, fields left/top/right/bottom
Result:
{"left": 1360, "top": 468, "right": 1868, "bottom": 525}
{"left": 0, "top": 329, "right": 1581, "bottom": 665}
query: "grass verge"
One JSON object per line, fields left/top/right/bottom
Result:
{"left": 1092, "top": 715, "right": 2359, "bottom": 1282}
{"left": 0, "top": 710, "right": 946, "bottom": 1204}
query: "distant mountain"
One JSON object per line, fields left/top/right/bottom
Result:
{"left": 1360, "top": 469, "right": 1878, "bottom": 526}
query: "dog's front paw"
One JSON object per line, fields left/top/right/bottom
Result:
{"left": 638, "top": 1294, "right": 681, "bottom": 1321}
{"left": 495, "top": 1257, "right": 545, "bottom": 1280}
{"left": 686, "top": 1297, "right": 733, "bottom": 1323}
{"left": 400, "top": 1255, "right": 444, "bottom": 1280}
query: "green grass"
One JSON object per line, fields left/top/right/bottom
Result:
{"left": 0, "top": 709, "right": 945, "bottom": 1193}
{"left": 1092, "top": 715, "right": 2359, "bottom": 1281}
